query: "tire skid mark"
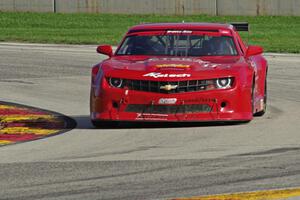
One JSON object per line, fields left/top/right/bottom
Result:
{"left": 0, "top": 101, "right": 76, "bottom": 146}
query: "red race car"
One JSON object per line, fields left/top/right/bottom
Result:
{"left": 90, "top": 22, "right": 268, "bottom": 127}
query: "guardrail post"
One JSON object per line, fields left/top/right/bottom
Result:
{"left": 215, "top": 0, "right": 219, "bottom": 16}
{"left": 53, "top": 0, "right": 56, "bottom": 13}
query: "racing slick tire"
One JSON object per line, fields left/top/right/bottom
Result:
{"left": 254, "top": 76, "right": 267, "bottom": 117}
{"left": 251, "top": 78, "right": 255, "bottom": 115}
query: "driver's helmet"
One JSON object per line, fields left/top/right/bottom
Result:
{"left": 210, "top": 37, "right": 233, "bottom": 55}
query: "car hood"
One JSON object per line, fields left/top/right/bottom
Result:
{"left": 101, "top": 56, "right": 247, "bottom": 80}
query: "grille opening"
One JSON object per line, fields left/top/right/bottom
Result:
{"left": 108, "top": 78, "right": 214, "bottom": 94}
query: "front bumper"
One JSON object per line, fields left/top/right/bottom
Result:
{"left": 90, "top": 83, "right": 253, "bottom": 122}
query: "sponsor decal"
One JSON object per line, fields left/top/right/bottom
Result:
{"left": 143, "top": 72, "right": 191, "bottom": 79}
{"left": 136, "top": 113, "right": 168, "bottom": 121}
{"left": 167, "top": 30, "right": 193, "bottom": 34}
{"left": 158, "top": 98, "right": 177, "bottom": 105}
{"left": 184, "top": 98, "right": 217, "bottom": 103}
{"left": 155, "top": 64, "right": 191, "bottom": 69}
{"left": 219, "top": 29, "right": 231, "bottom": 35}
{"left": 147, "top": 57, "right": 223, "bottom": 68}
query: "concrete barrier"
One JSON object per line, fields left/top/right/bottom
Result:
{"left": 0, "top": 0, "right": 54, "bottom": 12}
{"left": 1, "top": 0, "right": 300, "bottom": 16}
{"left": 217, "top": 0, "right": 300, "bottom": 16}
{"left": 217, "top": 0, "right": 258, "bottom": 16}
{"left": 54, "top": 0, "right": 216, "bottom": 15}
{"left": 259, "top": 0, "right": 300, "bottom": 16}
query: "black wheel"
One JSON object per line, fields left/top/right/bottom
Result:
{"left": 251, "top": 78, "right": 255, "bottom": 115}
{"left": 91, "top": 120, "right": 119, "bottom": 128}
{"left": 254, "top": 77, "right": 267, "bottom": 117}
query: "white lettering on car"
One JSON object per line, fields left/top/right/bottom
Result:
{"left": 166, "top": 30, "right": 193, "bottom": 34}
{"left": 136, "top": 113, "right": 168, "bottom": 121}
{"left": 158, "top": 98, "right": 177, "bottom": 105}
{"left": 143, "top": 72, "right": 191, "bottom": 78}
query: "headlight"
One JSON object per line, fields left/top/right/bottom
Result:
{"left": 216, "top": 78, "right": 232, "bottom": 89}
{"left": 109, "top": 78, "right": 123, "bottom": 88}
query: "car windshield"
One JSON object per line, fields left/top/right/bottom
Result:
{"left": 116, "top": 34, "right": 238, "bottom": 56}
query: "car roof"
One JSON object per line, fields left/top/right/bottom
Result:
{"left": 128, "top": 22, "right": 234, "bottom": 33}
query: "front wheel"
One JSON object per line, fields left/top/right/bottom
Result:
{"left": 254, "top": 77, "right": 267, "bottom": 117}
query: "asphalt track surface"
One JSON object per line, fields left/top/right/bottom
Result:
{"left": 0, "top": 43, "right": 299, "bottom": 200}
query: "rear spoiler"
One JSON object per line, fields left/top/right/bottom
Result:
{"left": 230, "top": 22, "right": 249, "bottom": 32}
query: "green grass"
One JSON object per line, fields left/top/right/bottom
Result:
{"left": 1, "top": 12, "right": 300, "bottom": 53}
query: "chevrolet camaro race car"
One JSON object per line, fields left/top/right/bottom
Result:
{"left": 90, "top": 22, "right": 268, "bottom": 127}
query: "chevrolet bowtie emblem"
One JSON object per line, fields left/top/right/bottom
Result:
{"left": 160, "top": 84, "right": 178, "bottom": 91}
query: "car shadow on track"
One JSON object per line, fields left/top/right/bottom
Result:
{"left": 71, "top": 115, "right": 249, "bottom": 130}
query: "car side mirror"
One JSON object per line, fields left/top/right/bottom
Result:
{"left": 97, "top": 45, "right": 113, "bottom": 57}
{"left": 246, "top": 45, "right": 263, "bottom": 57}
